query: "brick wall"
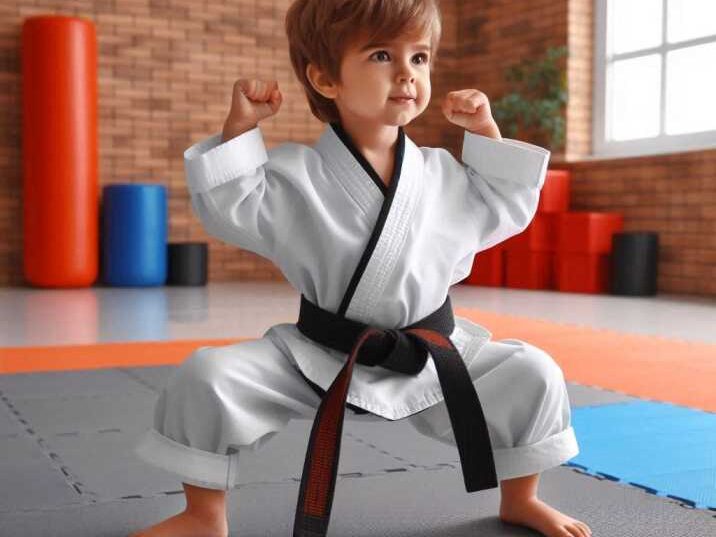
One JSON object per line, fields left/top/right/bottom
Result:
{"left": 1, "top": 0, "right": 714, "bottom": 295}
{"left": 0, "top": 0, "right": 458, "bottom": 286}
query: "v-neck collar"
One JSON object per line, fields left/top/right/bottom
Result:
{"left": 328, "top": 121, "right": 406, "bottom": 197}
{"left": 311, "top": 120, "right": 426, "bottom": 320}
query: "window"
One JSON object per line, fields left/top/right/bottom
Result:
{"left": 593, "top": 0, "right": 716, "bottom": 157}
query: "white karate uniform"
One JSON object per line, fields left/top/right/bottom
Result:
{"left": 133, "top": 122, "right": 579, "bottom": 491}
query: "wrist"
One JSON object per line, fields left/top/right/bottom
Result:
{"left": 222, "top": 121, "right": 258, "bottom": 143}
{"left": 468, "top": 121, "right": 502, "bottom": 140}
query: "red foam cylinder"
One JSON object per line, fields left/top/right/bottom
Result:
{"left": 22, "top": 16, "right": 98, "bottom": 287}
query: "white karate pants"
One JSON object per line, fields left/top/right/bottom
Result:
{"left": 133, "top": 334, "right": 579, "bottom": 491}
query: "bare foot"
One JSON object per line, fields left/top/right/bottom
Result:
{"left": 499, "top": 497, "right": 592, "bottom": 537}
{"left": 128, "top": 508, "right": 228, "bottom": 537}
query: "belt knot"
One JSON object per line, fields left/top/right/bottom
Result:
{"left": 356, "top": 327, "right": 426, "bottom": 375}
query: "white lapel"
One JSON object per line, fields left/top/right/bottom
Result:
{"left": 314, "top": 122, "right": 425, "bottom": 327}
{"left": 314, "top": 124, "right": 383, "bottom": 219}
{"left": 346, "top": 135, "right": 423, "bottom": 326}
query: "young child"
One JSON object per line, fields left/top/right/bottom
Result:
{"left": 131, "top": 1, "right": 592, "bottom": 536}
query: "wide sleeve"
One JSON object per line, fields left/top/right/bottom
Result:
{"left": 184, "top": 127, "right": 303, "bottom": 262}
{"left": 461, "top": 130, "right": 551, "bottom": 252}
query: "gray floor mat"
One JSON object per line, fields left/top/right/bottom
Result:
{"left": 1, "top": 467, "right": 714, "bottom": 536}
{"left": 0, "top": 369, "right": 153, "bottom": 398}
{"left": 1, "top": 368, "right": 713, "bottom": 536}
{"left": 10, "top": 393, "right": 156, "bottom": 436}
{"left": 0, "top": 435, "right": 81, "bottom": 512}
{"left": 120, "top": 365, "right": 178, "bottom": 393}
{"left": 232, "top": 419, "right": 408, "bottom": 485}
{"left": 565, "top": 382, "right": 639, "bottom": 407}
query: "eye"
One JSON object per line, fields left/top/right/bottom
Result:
{"left": 413, "top": 53, "right": 429, "bottom": 65}
{"left": 371, "top": 50, "right": 390, "bottom": 62}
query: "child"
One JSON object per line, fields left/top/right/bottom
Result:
{"left": 131, "top": 1, "right": 592, "bottom": 536}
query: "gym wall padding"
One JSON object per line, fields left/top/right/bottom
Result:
{"left": 21, "top": 16, "right": 98, "bottom": 287}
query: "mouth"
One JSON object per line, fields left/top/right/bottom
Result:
{"left": 389, "top": 97, "right": 415, "bottom": 104}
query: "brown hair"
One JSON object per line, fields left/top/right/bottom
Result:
{"left": 285, "top": 0, "right": 442, "bottom": 123}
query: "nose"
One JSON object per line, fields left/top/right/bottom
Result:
{"left": 396, "top": 58, "right": 417, "bottom": 84}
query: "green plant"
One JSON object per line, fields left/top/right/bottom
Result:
{"left": 492, "top": 46, "right": 568, "bottom": 151}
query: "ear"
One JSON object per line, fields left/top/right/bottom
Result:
{"left": 306, "top": 63, "right": 338, "bottom": 99}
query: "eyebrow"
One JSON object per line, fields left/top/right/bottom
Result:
{"left": 360, "top": 42, "right": 431, "bottom": 53}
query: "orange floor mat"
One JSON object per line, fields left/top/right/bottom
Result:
{"left": 2, "top": 308, "right": 715, "bottom": 412}
{"left": 0, "top": 339, "right": 239, "bottom": 374}
{"left": 455, "top": 308, "right": 716, "bottom": 413}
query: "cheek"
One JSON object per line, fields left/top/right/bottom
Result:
{"left": 352, "top": 77, "right": 377, "bottom": 99}
{"left": 420, "top": 84, "right": 431, "bottom": 106}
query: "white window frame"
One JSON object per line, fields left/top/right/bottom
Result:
{"left": 593, "top": 0, "right": 716, "bottom": 158}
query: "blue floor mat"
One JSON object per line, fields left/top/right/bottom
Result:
{"left": 568, "top": 401, "right": 716, "bottom": 510}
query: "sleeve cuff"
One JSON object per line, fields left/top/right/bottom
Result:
{"left": 184, "top": 127, "right": 269, "bottom": 194}
{"left": 461, "top": 131, "right": 551, "bottom": 189}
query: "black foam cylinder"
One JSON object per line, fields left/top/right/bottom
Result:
{"left": 167, "top": 242, "right": 208, "bottom": 286}
{"left": 609, "top": 232, "right": 659, "bottom": 296}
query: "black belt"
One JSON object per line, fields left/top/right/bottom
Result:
{"left": 292, "top": 294, "right": 497, "bottom": 536}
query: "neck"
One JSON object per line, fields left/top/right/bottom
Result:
{"left": 338, "top": 117, "right": 399, "bottom": 155}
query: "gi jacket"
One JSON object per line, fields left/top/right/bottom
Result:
{"left": 184, "top": 122, "right": 551, "bottom": 420}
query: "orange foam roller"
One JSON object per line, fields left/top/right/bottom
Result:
{"left": 22, "top": 16, "right": 98, "bottom": 287}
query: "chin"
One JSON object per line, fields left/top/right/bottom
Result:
{"left": 386, "top": 113, "right": 419, "bottom": 127}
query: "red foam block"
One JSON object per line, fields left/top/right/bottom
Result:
{"left": 556, "top": 212, "right": 624, "bottom": 254}
{"left": 503, "top": 213, "right": 560, "bottom": 253}
{"left": 538, "top": 169, "right": 571, "bottom": 213}
{"left": 464, "top": 245, "right": 504, "bottom": 287}
{"left": 555, "top": 252, "right": 610, "bottom": 294}
{"left": 505, "top": 251, "right": 554, "bottom": 290}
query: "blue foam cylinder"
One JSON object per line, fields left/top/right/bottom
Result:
{"left": 102, "top": 184, "right": 167, "bottom": 286}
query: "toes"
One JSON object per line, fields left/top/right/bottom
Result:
{"left": 566, "top": 523, "right": 586, "bottom": 537}
{"left": 576, "top": 521, "right": 593, "bottom": 536}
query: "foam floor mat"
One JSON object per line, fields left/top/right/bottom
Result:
{"left": 1, "top": 367, "right": 715, "bottom": 535}
{"left": 568, "top": 401, "right": 716, "bottom": 511}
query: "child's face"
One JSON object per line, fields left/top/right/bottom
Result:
{"left": 332, "top": 32, "right": 432, "bottom": 129}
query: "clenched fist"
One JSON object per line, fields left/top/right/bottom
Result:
{"left": 222, "top": 79, "right": 283, "bottom": 142}
{"left": 442, "top": 89, "right": 501, "bottom": 140}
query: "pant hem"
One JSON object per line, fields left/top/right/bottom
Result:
{"left": 133, "top": 428, "right": 239, "bottom": 491}
{"left": 134, "top": 425, "right": 579, "bottom": 490}
{"left": 492, "top": 426, "right": 580, "bottom": 482}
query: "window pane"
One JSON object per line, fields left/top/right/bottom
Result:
{"left": 609, "top": 55, "right": 661, "bottom": 140}
{"left": 610, "top": 0, "right": 663, "bottom": 54}
{"left": 667, "top": 0, "right": 716, "bottom": 44}
{"left": 665, "top": 43, "right": 716, "bottom": 134}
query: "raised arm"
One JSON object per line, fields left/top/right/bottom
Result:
{"left": 440, "top": 88, "right": 551, "bottom": 252}
{"left": 461, "top": 130, "right": 551, "bottom": 252}
{"left": 184, "top": 127, "right": 279, "bottom": 260}
{"left": 183, "top": 78, "right": 294, "bottom": 261}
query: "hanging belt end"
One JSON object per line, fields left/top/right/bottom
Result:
{"left": 294, "top": 513, "right": 330, "bottom": 537}
{"left": 465, "top": 471, "right": 499, "bottom": 493}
